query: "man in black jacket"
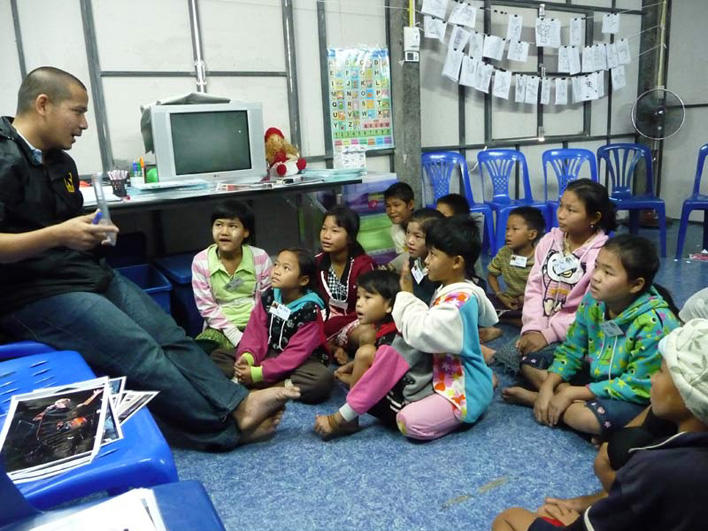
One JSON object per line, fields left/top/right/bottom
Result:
{"left": 0, "top": 66, "right": 298, "bottom": 450}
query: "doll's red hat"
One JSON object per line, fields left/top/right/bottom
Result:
{"left": 264, "top": 127, "right": 284, "bottom": 142}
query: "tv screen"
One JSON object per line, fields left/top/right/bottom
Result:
{"left": 170, "top": 110, "right": 252, "bottom": 176}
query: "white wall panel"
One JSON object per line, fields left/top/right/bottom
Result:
{"left": 0, "top": 0, "right": 22, "bottom": 116}
{"left": 324, "top": 0, "right": 387, "bottom": 48}
{"left": 421, "top": 40, "right": 460, "bottom": 147}
{"left": 93, "top": 0, "right": 193, "bottom": 71}
{"left": 667, "top": 0, "right": 708, "bottom": 105}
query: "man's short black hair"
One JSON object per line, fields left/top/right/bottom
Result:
{"left": 16, "top": 67, "right": 86, "bottom": 115}
{"left": 508, "top": 206, "right": 546, "bottom": 243}
{"left": 384, "top": 182, "right": 414, "bottom": 203}
{"left": 436, "top": 193, "right": 470, "bottom": 217}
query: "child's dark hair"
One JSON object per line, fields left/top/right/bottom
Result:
{"left": 509, "top": 206, "right": 546, "bottom": 243}
{"left": 323, "top": 206, "right": 365, "bottom": 257}
{"left": 602, "top": 235, "right": 679, "bottom": 314}
{"left": 436, "top": 193, "right": 470, "bottom": 217}
{"left": 425, "top": 216, "right": 481, "bottom": 280}
{"left": 210, "top": 200, "right": 255, "bottom": 243}
{"left": 564, "top": 179, "right": 617, "bottom": 233}
{"left": 384, "top": 182, "right": 414, "bottom": 204}
{"left": 278, "top": 247, "right": 318, "bottom": 293}
{"left": 409, "top": 208, "right": 445, "bottom": 234}
{"left": 357, "top": 270, "right": 400, "bottom": 316}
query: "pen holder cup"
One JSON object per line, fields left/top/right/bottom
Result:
{"left": 110, "top": 177, "right": 128, "bottom": 197}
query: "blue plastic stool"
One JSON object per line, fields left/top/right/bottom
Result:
{"left": 421, "top": 151, "right": 496, "bottom": 255}
{"left": 477, "top": 149, "right": 551, "bottom": 252}
{"left": 676, "top": 143, "right": 708, "bottom": 259}
{"left": 153, "top": 252, "right": 204, "bottom": 337}
{"left": 0, "top": 341, "right": 54, "bottom": 361}
{"left": 0, "top": 350, "right": 178, "bottom": 509}
{"left": 542, "top": 148, "right": 598, "bottom": 227}
{"left": 597, "top": 143, "right": 667, "bottom": 257}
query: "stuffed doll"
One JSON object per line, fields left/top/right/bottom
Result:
{"left": 264, "top": 127, "right": 306, "bottom": 178}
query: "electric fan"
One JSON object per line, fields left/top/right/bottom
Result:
{"left": 631, "top": 87, "right": 685, "bottom": 140}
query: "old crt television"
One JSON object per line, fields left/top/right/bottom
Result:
{"left": 150, "top": 102, "right": 266, "bottom": 183}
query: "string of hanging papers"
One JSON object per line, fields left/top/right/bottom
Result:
{"left": 421, "top": 0, "right": 633, "bottom": 104}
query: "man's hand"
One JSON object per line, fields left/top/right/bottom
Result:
{"left": 54, "top": 211, "right": 119, "bottom": 250}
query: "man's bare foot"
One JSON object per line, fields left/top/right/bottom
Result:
{"left": 233, "top": 386, "right": 300, "bottom": 432}
{"left": 501, "top": 386, "right": 538, "bottom": 407}
{"left": 313, "top": 412, "right": 359, "bottom": 440}
{"left": 479, "top": 327, "right": 503, "bottom": 343}
{"left": 481, "top": 344, "right": 497, "bottom": 364}
{"left": 238, "top": 408, "right": 284, "bottom": 445}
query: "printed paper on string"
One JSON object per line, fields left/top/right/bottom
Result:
{"left": 606, "top": 42, "right": 619, "bottom": 69}
{"left": 459, "top": 55, "right": 479, "bottom": 87}
{"left": 515, "top": 74, "right": 526, "bottom": 103}
{"left": 555, "top": 77, "right": 568, "bottom": 105}
{"left": 482, "top": 34, "right": 505, "bottom": 60}
{"left": 506, "top": 14, "right": 523, "bottom": 42}
{"left": 597, "top": 70, "right": 605, "bottom": 98}
{"left": 468, "top": 31, "right": 484, "bottom": 58}
{"left": 421, "top": 0, "right": 448, "bottom": 20}
{"left": 524, "top": 75, "right": 540, "bottom": 104}
{"left": 474, "top": 62, "right": 494, "bottom": 93}
{"left": 448, "top": 1, "right": 477, "bottom": 28}
{"left": 594, "top": 43, "right": 608, "bottom": 71}
{"left": 558, "top": 46, "right": 570, "bottom": 73}
{"left": 449, "top": 25, "right": 471, "bottom": 51}
{"left": 582, "top": 46, "right": 596, "bottom": 73}
{"left": 540, "top": 77, "right": 551, "bottom": 105}
{"left": 442, "top": 47, "right": 464, "bottom": 82}
{"left": 611, "top": 65, "right": 626, "bottom": 91}
{"left": 507, "top": 40, "right": 530, "bottom": 62}
{"left": 568, "top": 46, "right": 581, "bottom": 75}
{"left": 602, "top": 13, "right": 620, "bottom": 34}
{"left": 493, "top": 69, "right": 512, "bottom": 100}
{"left": 616, "top": 38, "right": 631, "bottom": 65}
{"left": 535, "top": 17, "right": 561, "bottom": 48}
{"left": 569, "top": 17, "right": 584, "bottom": 47}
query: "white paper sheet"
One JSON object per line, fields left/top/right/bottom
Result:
{"left": 597, "top": 69, "right": 605, "bottom": 98}
{"left": 594, "top": 43, "right": 608, "bottom": 71}
{"left": 535, "top": 17, "right": 561, "bottom": 48}
{"left": 506, "top": 14, "right": 522, "bottom": 42}
{"left": 611, "top": 65, "right": 626, "bottom": 91}
{"left": 448, "top": 1, "right": 477, "bottom": 28}
{"left": 492, "top": 69, "right": 512, "bottom": 99}
{"left": 442, "top": 47, "right": 464, "bottom": 82}
{"left": 514, "top": 74, "right": 526, "bottom": 103}
{"left": 606, "top": 42, "right": 619, "bottom": 69}
{"left": 482, "top": 34, "right": 505, "bottom": 60}
{"left": 616, "top": 38, "right": 631, "bottom": 65}
{"left": 524, "top": 75, "right": 540, "bottom": 104}
{"left": 468, "top": 31, "right": 484, "bottom": 58}
{"left": 424, "top": 15, "right": 447, "bottom": 42}
{"left": 602, "top": 13, "right": 620, "bottom": 34}
{"left": 582, "top": 72, "right": 600, "bottom": 101}
{"left": 459, "top": 55, "right": 479, "bottom": 87}
{"left": 421, "top": 0, "right": 449, "bottom": 19}
{"left": 474, "top": 62, "right": 494, "bottom": 93}
{"left": 558, "top": 46, "right": 570, "bottom": 72}
{"left": 540, "top": 77, "right": 551, "bottom": 104}
{"left": 449, "top": 25, "right": 471, "bottom": 51}
{"left": 569, "top": 17, "right": 584, "bottom": 47}
{"left": 555, "top": 77, "right": 568, "bottom": 105}
{"left": 572, "top": 76, "right": 582, "bottom": 103}
{"left": 568, "top": 45, "right": 581, "bottom": 75}
{"left": 582, "top": 45, "right": 596, "bottom": 73}
{"left": 507, "top": 40, "right": 529, "bottom": 62}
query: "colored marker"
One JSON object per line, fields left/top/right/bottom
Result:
{"left": 92, "top": 210, "right": 103, "bottom": 224}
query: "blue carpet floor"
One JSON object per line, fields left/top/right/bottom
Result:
{"left": 173, "top": 221, "right": 707, "bottom": 531}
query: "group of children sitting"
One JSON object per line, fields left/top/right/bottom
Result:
{"left": 186, "top": 178, "right": 708, "bottom": 530}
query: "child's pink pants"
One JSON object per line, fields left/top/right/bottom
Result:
{"left": 395, "top": 393, "right": 462, "bottom": 440}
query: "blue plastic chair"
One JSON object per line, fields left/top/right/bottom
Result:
{"left": 0, "top": 349, "right": 178, "bottom": 509}
{"left": 676, "top": 143, "right": 708, "bottom": 259}
{"left": 597, "top": 143, "right": 667, "bottom": 257}
{"left": 476, "top": 149, "right": 551, "bottom": 252}
{"left": 421, "top": 151, "right": 496, "bottom": 255}
{"left": 543, "top": 148, "right": 598, "bottom": 227}
{"left": 0, "top": 341, "right": 54, "bottom": 361}
{"left": 0, "top": 458, "right": 225, "bottom": 531}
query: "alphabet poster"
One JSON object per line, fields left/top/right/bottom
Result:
{"left": 327, "top": 48, "right": 394, "bottom": 151}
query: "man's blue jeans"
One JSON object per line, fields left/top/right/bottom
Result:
{"left": 0, "top": 272, "right": 248, "bottom": 450}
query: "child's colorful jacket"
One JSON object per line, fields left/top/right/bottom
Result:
{"left": 548, "top": 287, "right": 680, "bottom": 403}
{"left": 236, "top": 288, "right": 327, "bottom": 383}
{"left": 392, "top": 281, "right": 498, "bottom": 423}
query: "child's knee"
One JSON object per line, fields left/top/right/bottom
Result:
{"left": 395, "top": 410, "right": 434, "bottom": 441}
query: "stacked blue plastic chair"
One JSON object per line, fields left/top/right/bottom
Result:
{"left": 0, "top": 345, "right": 178, "bottom": 509}
{"left": 597, "top": 143, "right": 667, "bottom": 257}
{"left": 542, "top": 148, "right": 598, "bottom": 227}
{"left": 477, "top": 149, "right": 551, "bottom": 253}
{"left": 675, "top": 143, "right": 708, "bottom": 259}
{"left": 0, "top": 459, "right": 225, "bottom": 530}
{"left": 421, "top": 151, "right": 496, "bottom": 255}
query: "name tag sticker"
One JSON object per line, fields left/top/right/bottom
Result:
{"left": 509, "top": 254, "right": 528, "bottom": 268}
{"left": 269, "top": 301, "right": 292, "bottom": 321}
{"left": 411, "top": 262, "right": 426, "bottom": 284}
{"left": 226, "top": 276, "right": 244, "bottom": 291}
{"left": 600, "top": 320, "right": 624, "bottom": 337}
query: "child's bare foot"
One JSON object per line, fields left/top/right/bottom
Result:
{"left": 501, "top": 386, "right": 538, "bottom": 406}
{"left": 313, "top": 412, "right": 359, "bottom": 440}
{"left": 481, "top": 344, "right": 497, "bottom": 364}
{"left": 479, "top": 327, "right": 503, "bottom": 343}
{"left": 333, "top": 347, "right": 350, "bottom": 365}
{"left": 238, "top": 408, "right": 284, "bottom": 445}
{"left": 232, "top": 386, "right": 300, "bottom": 432}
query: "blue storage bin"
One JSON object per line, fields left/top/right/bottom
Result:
{"left": 153, "top": 253, "right": 203, "bottom": 337}
{"left": 116, "top": 264, "right": 172, "bottom": 313}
